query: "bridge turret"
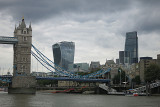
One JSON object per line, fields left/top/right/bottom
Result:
{"left": 13, "top": 17, "right": 32, "bottom": 76}
{"left": 14, "top": 18, "right": 32, "bottom": 36}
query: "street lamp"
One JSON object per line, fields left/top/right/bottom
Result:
{"left": 119, "top": 69, "right": 121, "bottom": 85}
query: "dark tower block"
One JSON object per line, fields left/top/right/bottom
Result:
{"left": 124, "top": 31, "right": 138, "bottom": 65}
{"left": 8, "top": 18, "right": 36, "bottom": 94}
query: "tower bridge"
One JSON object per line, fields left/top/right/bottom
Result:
{"left": 0, "top": 18, "right": 111, "bottom": 94}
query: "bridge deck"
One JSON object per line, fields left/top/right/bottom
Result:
{"left": 0, "top": 36, "right": 18, "bottom": 44}
{"left": 36, "top": 77, "right": 110, "bottom": 83}
{"left": 0, "top": 76, "right": 110, "bottom": 83}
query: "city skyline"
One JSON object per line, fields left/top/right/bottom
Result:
{"left": 0, "top": 0, "right": 160, "bottom": 73}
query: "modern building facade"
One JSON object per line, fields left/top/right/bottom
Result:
{"left": 124, "top": 31, "right": 138, "bottom": 65}
{"left": 90, "top": 61, "right": 100, "bottom": 70}
{"left": 105, "top": 59, "right": 115, "bottom": 66}
{"left": 119, "top": 51, "right": 124, "bottom": 64}
{"left": 68, "top": 63, "right": 89, "bottom": 72}
{"left": 52, "top": 41, "right": 75, "bottom": 70}
{"left": 116, "top": 59, "right": 119, "bottom": 65}
{"left": 74, "top": 63, "right": 89, "bottom": 71}
{"left": 139, "top": 57, "right": 156, "bottom": 83}
{"left": 139, "top": 55, "right": 160, "bottom": 83}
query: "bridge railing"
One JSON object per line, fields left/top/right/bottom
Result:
{"left": 0, "top": 36, "right": 18, "bottom": 44}
{"left": 0, "top": 75, "right": 12, "bottom": 83}
{"left": 134, "top": 81, "right": 160, "bottom": 93}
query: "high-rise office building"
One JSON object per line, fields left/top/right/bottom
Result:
{"left": 116, "top": 59, "right": 119, "bottom": 65}
{"left": 124, "top": 31, "right": 138, "bottom": 65}
{"left": 52, "top": 41, "right": 75, "bottom": 70}
{"left": 119, "top": 51, "right": 124, "bottom": 64}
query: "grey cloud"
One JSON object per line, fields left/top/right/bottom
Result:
{"left": 0, "top": 0, "right": 160, "bottom": 69}
{"left": 0, "top": 44, "right": 13, "bottom": 48}
{"left": 131, "top": 0, "right": 160, "bottom": 33}
{"left": 0, "top": 0, "right": 160, "bottom": 33}
{"left": 0, "top": 0, "right": 131, "bottom": 22}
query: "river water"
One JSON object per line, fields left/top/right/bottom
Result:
{"left": 0, "top": 91, "right": 160, "bottom": 107}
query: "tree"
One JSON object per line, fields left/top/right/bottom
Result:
{"left": 132, "top": 75, "right": 141, "bottom": 85}
{"left": 112, "top": 68, "right": 128, "bottom": 84}
{"left": 144, "top": 64, "right": 160, "bottom": 82}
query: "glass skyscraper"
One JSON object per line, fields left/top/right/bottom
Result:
{"left": 52, "top": 41, "right": 75, "bottom": 70}
{"left": 119, "top": 51, "right": 124, "bottom": 64}
{"left": 124, "top": 31, "right": 138, "bottom": 65}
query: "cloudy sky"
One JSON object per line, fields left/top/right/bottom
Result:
{"left": 0, "top": 0, "right": 160, "bottom": 74}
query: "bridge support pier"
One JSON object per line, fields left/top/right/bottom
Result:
{"left": 8, "top": 76, "right": 36, "bottom": 94}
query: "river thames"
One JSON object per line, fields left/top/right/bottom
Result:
{"left": 0, "top": 92, "right": 160, "bottom": 107}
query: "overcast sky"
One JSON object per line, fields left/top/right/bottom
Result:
{"left": 0, "top": 0, "right": 160, "bottom": 74}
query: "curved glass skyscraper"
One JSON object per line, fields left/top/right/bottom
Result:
{"left": 124, "top": 31, "right": 138, "bottom": 65}
{"left": 52, "top": 41, "right": 75, "bottom": 70}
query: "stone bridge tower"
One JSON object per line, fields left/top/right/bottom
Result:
{"left": 13, "top": 18, "right": 32, "bottom": 76}
{"left": 8, "top": 18, "right": 36, "bottom": 94}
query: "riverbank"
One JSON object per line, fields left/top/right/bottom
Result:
{"left": 36, "top": 90, "right": 160, "bottom": 96}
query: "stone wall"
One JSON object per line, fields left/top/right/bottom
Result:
{"left": 58, "top": 81, "right": 99, "bottom": 87}
{"left": 11, "top": 76, "right": 36, "bottom": 88}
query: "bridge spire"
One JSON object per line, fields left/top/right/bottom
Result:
{"left": 22, "top": 16, "right": 24, "bottom": 21}
{"left": 18, "top": 21, "right": 20, "bottom": 27}
{"left": 14, "top": 24, "right": 17, "bottom": 33}
{"left": 29, "top": 21, "right": 32, "bottom": 30}
{"left": 20, "top": 16, "right": 26, "bottom": 29}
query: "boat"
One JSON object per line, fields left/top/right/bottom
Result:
{"left": 0, "top": 87, "right": 8, "bottom": 92}
{"left": 125, "top": 89, "right": 138, "bottom": 96}
{"left": 138, "top": 92, "right": 147, "bottom": 96}
{"left": 0, "top": 88, "right": 4, "bottom": 91}
{"left": 108, "top": 92, "right": 125, "bottom": 95}
{"left": 125, "top": 93, "right": 138, "bottom": 96}
{"left": 51, "top": 88, "right": 75, "bottom": 93}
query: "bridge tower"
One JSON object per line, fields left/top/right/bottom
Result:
{"left": 8, "top": 18, "right": 36, "bottom": 94}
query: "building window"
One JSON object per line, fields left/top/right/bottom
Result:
{"left": 22, "top": 48, "right": 28, "bottom": 52}
{"left": 21, "top": 57, "right": 28, "bottom": 62}
{"left": 24, "top": 31, "right": 26, "bottom": 34}
{"left": 21, "top": 65, "right": 25, "bottom": 72}
{"left": 23, "top": 58, "right": 25, "bottom": 61}
{"left": 23, "top": 37, "right": 27, "bottom": 41}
